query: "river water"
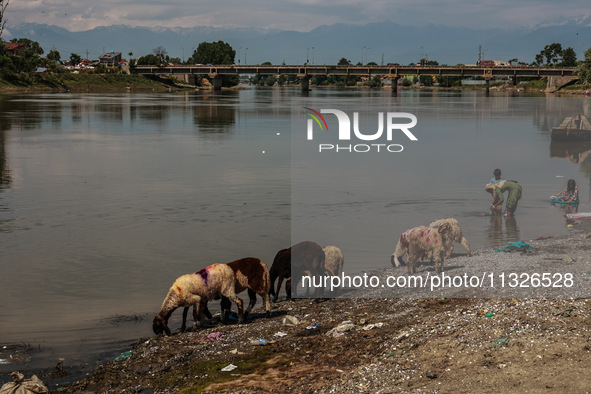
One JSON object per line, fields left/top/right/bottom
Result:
{"left": 0, "top": 88, "right": 590, "bottom": 377}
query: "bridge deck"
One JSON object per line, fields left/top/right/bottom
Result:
{"left": 134, "top": 64, "right": 575, "bottom": 78}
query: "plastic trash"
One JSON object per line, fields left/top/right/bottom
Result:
{"left": 207, "top": 332, "right": 224, "bottom": 341}
{"left": 326, "top": 321, "right": 357, "bottom": 336}
{"left": 306, "top": 323, "right": 319, "bottom": 330}
{"left": 282, "top": 315, "right": 299, "bottom": 326}
{"left": 221, "top": 364, "right": 238, "bottom": 372}
{"left": 362, "top": 322, "right": 384, "bottom": 330}
{"left": 250, "top": 339, "right": 270, "bottom": 346}
{"left": 273, "top": 331, "right": 288, "bottom": 337}
{"left": 114, "top": 350, "right": 132, "bottom": 361}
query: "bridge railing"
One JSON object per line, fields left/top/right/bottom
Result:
{"left": 133, "top": 64, "right": 576, "bottom": 78}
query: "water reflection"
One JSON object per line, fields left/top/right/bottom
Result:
{"left": 0, "top": 99, "right": 12, "bottom": 187}
{"left": 549, "top": 140, "right": 591, "bottom": 164}
{"left": 193, "top": 94, "right": 237, "bottom": 136}
{"left": 0, "top": 129, "right": 10, "bottom": 187}
{"left": 96, "top": 102, "right": 125, "bottom": 123}
{"left": 488, "top": 215, "right": 520, "bottom": 247}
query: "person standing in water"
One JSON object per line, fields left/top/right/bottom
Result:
{"left": 485, "top": 180, "right": 522, "bottom": 217}
{"left": 490, "top": 168, "right": 503, "bottom": 184}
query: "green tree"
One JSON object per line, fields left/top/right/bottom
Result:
{"left": 542, "top": 43, "right": 563, "bottom": 65}
{"left": 47, "top": 49, "right": 61, "bottom": 63}
{"left": 70, "top": 53, "right": 81, "bottom": 66}
{"left": 7, "top": 38, "right": 44, "bottom": 73}
{"left": 188, "top": 41, "right": 238, "bottom": 87}
{"left": 188, "top": 41, "right": 235, "bottom": 65}
{"left": 136, "top": 54, "right": 162, "bottom": 66}
{"left": 367, "top": 75, "right": 382, "bottom": 88}
{"left": 575, "top": 47, "right": 591, "bottom": 83}
{"left": 264, "top": 75, "right": 277, "bottom": 86}
{"left": 277, "top": 74, "right": 288, "bottom": 86}
{"left": 329, "top": 58, "right": 359, "bottom": 86}
{"left": 560, "top": 47, "right": 577, "bottom": 67}
{"left": 10, "top": 38, "right": 43, "bottom": 55}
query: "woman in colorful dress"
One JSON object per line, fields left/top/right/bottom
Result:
{"left": 552, "top": 179, "right": 578, "bottom": 204}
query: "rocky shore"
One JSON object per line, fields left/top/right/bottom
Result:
{"left": 48, "top": 219, "right": 591, "bottom": 393}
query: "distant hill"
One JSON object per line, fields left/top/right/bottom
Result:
{"left": 4, "top": 19, "right": 591, "bottom": 66}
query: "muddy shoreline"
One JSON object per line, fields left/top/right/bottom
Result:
{"left": 0, "top": 220, "right": 569, "bottom": 392}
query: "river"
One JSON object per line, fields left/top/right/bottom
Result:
{"left": 0, "top": 88, "right": 589, "bottom": 380}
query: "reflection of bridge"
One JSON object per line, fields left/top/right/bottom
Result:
{"left": 134, "top": 64, "right": 577, "bottom": 92}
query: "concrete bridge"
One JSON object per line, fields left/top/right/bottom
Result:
{"left": 133, "top": 64, "right": 578, "bottom": 93}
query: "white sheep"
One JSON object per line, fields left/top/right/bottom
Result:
{"left": 323, "top": 245, "right": 344, "bottom": 277}
{"left": 391, "top": 226, "right": 417, "bottom": 268}
{"left": 391, "top": 218, "right": 470, "bottom": 268}
{"left": 152, "top": 263, "right": 244, "bottom": 336}
{"left": 429, "top": 218, "right": 471, "bottom": 258}
{"left": 407, "top": 223, "right": 452, "bottom": 274}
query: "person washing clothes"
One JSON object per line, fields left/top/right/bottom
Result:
{"left": 485, "top": 180, "right": 522, "bottom": 217}
{"left": 551, "top": 179, "right": 578, "bottom": 204}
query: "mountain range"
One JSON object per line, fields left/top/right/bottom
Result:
{"left": 4, "top": 18, "right": 591, "bottom": 66}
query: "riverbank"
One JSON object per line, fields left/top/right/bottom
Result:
{"left": 32, "top": 220, "right": 589, "bottom": 393}
{"left": 0, "top": 73, "right": 178, "bottom": 93}
{"left": 1, "top": 72, "right": 590, "bottom": 95}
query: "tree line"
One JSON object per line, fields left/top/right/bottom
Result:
{"left": 3, "top": 31, "right": 591, "bottom": 86}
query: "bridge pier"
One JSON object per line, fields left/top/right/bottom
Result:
{"left": 300, "top": 76, "right": 310, "bottom": 92}
{"left": 391, "top": 76, "right": 400, "bottom": 94}
{"left": 182, "top": 74, "right": 197, "bottom": 85}
{"left": 211, "top": 75, "right": 223, "bottom": 91}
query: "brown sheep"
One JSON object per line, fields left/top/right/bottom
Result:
{"left": 269, "top": 241, "right": 326, "bottom": 300}
{"left": 429, "top": 218, "right": 471, "bottom": 258}
{"left": 152, "top": 263, "right": 244, "bottom": 336}
{"left": 220, "top": 257, "right": 272, "bottom": 319}
{"left": 269, "top": 247, "right": 291, "bottom": 302}
{"left": 407, "top": 223, "right": 452, "bottom": 275}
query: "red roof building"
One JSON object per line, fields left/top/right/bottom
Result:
{"left": 3, "top": 42, "right": 26, "bottom": 56}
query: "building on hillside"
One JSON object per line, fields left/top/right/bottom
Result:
{"left": 99, "top": 51, "right": 122, "bottom": 66}
{"left": 3, "top": 42, "right": 26, "bottom": 56}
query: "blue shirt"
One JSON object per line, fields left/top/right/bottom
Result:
{"left": 490, "top": 177, "right": 503, "bottom": 184}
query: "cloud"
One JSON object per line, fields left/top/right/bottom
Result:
{"left": 4, "top": 0, "right": 591, "bottom": 32}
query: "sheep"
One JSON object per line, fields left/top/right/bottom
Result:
{"left": 269, "top": 241, "right": 326, "bottom": 300}
{"left": 391, "top": 218, "right": 470, "bottom": 267}
{"left": 323, "top": 245, "right": 344, "bottom": 276}
{"left": 269, "top": 247, "right": 291, "bottom": 302}
{"left": 219, "top": 257, "right": 272, "bottom": 319}
{"left": 299, "top": 246, "right": 343, "bottom": 295}
{"left": 152, "top": 263, "right": 244, "bottom": 336}
{"left": 429, "top": 218, "right": 471, "bottom": 258}
{"left": 407, "top": 223, "right": 452, "bottom": 275}
{"left": 391, "top": 226, "right": 418, "bottom": 268}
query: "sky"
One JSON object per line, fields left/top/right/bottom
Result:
{"left": 5, "top": 0, "right": 591, "bottom": 33}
